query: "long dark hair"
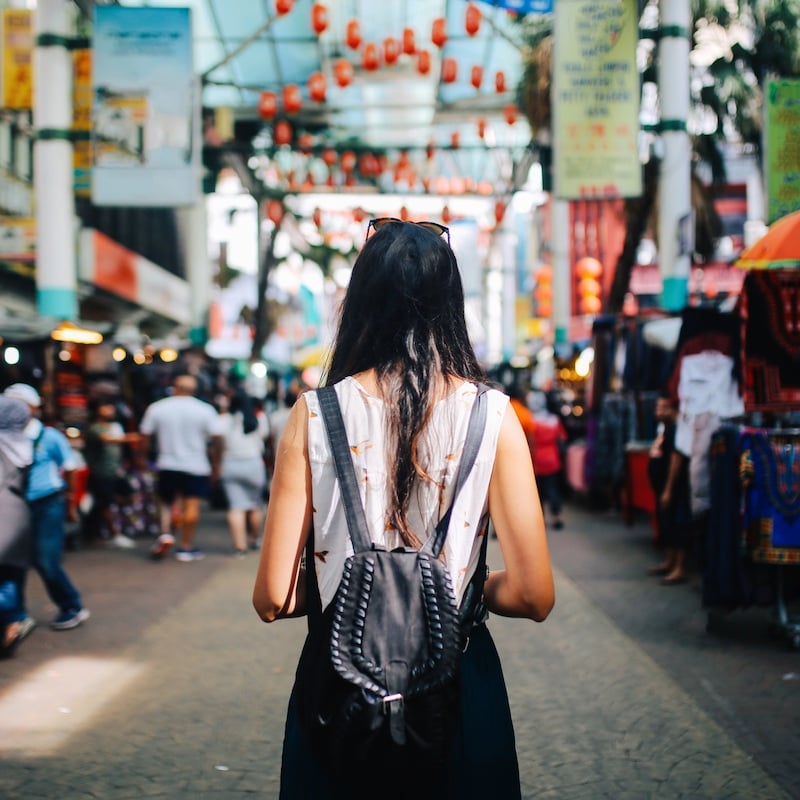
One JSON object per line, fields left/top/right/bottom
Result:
{"left": 325, "top": 220, "right": 485, "bottom": 545}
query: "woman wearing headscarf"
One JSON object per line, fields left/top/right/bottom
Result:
{"left": 0, "top": 394, "right": 35, "bottom": 657}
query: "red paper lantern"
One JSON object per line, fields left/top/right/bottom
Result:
{"left": 450, "top": 131, "right": 460, "bottom": 149}
{"left": 341, "top": 150, "right": 357, "bottom": 173}
{"left": 417, "top": 49, "right": 431, "bottom": 75}
{"left": 353, "top": 207, "right": 367, "bottom": 223}
{"left": 536, "top": 265, "right": 553, "bottom": 283}
{"left": 450, "top": 177, "right": 466, "bottom": 195}
{"left": 495, "top": 70, "right": 506, "bottom": 94}
{"left": 265, "top": 198, "right": 284, "bottom": 225}
{"left": 402, "top": 27, "right": 416, "bottom": 55}
{"left": 579, "top": 295, "right": 602, "bottom": 315}
{"left": 465, "top": 3, "right": 481, "bottom": 36}
{"left": 503, "top": 102, "right": 518, "bottom": 125}
{"left": 258, "top": 90, "right": 278, "bottom": 120}
{"left": 321, "top": 148, "right": 337, "bottom": 167}
{"left": 441, "top": 57, "right": 457, "bottom": 83}
{"left": 470, "top": 64, "right": 483, "bottom": 90}
{"left": 282, "top": 84, "right": 302, "bottom": 114}
{"left": 578, "top": 277, "right": 602, "bottom": 297}
{"left": 310, "top": 3, "right": 328, "bottom": 35}
{"left": 494, "top": 200, "right": 506, "bottom": 225}
{"left": 273, "top": 119, "right": 292, "bottom": 146}
{"left": 362, "top": 42, "right": 380, "bottom": 71}
{"left": 442, "top": 205, "right": 452, "bottom": 224}
{"left": 297, "top": 133, "right": 314, "bottom": 153}
{"left": 400, "top": 206, "right": 410, "bottom": 221}
{"left": 307, "top": 71, "right": 326, "bottom": 103}
{"left": 426, "top": 141, "right": 435, "bottom": 160}
{"left": 346, "top": 19, "right": 362, "bottom": 50}
{"left": 334, "top": 59, "right": 354, "bottom": 87}
{"left": 576, "top": 256, "right": 603, "bottom": 279}
{"left": 477, "top": 117, "right": 487, "bottom": 138}
{"left": 534, "top": 284, "right": 554, "bottom": 302}
{"left": 312, "top": 207, "right": 322, "bottom": 227}
{"left": 275, "top": 0, "right": 293, "bottom": 15}
{"left": 537, "top": 301, "right": 552, "bottom": 318}
{"left": 384, "top": 36, "right": 400, "bottom": 65}
{"left": 477, "top": 181, "right": 493, "bottom": 195}
{"left": 431, "top": 17, "right": 447, "bottom": 48}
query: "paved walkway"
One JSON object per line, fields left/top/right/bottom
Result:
{"left": 0, "top": 504, "right": 796, "bottom": 799}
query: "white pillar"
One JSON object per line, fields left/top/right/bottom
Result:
{"left": 34, "top": 0, "right": 77, "bottom": 320}
{"left": 657, "top": 0, "right": 692, "bottom": 311}
{"left": 178, "top": 200, "right": 211, "bottom": 345}
{"left": 551, "top": 198, "right": 571, "bottom": 345}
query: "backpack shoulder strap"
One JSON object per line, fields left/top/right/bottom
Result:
{"left": 317, "top": 385, "right": 373, "bottom": 553}
{"left": 423, "top": 383, "right": 489, "bottom": 558}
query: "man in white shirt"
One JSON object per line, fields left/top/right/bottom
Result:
{"left": 139, "top": 374, "right": 224, "bottom": 561}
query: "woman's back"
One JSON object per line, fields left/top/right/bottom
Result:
{"left": 304, "top": 376, "right": 508, "bottom": 609}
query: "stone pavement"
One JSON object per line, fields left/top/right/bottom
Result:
{"left": 0, "top": 503, "right": 797, "bottom": 799}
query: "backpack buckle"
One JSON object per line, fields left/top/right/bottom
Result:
{"left": 381, "top": 693, "right": 404, "bottom": 713}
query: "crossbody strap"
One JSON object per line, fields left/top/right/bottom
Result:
{"left": 318, "top": 383, "right": 489, "bottom": 558}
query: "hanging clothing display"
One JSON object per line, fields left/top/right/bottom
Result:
{"left": 739, "top": 270, "right": 800, "bottom": 411}
{"left": 740, "top": 429, "right": 800, "bottom": 562}
{"left": 675, "top": 351, "right": 744, "bottom": 515}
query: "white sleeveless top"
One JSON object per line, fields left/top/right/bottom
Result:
{"left": 304, "top": 377, "right": 509, "bottom": 609}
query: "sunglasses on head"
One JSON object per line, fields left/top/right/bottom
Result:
{"left": 366, "top": 217, "right": 450, "bottom": 245}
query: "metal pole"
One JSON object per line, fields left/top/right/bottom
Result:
{"left": 552, "top": 198, "right": 571, "bottom": 344}
{"left": 657, "top": 0, "right": 692, "bottom": 311}
{"left": 34, "top": 0, "right": 77, "bottom": 320}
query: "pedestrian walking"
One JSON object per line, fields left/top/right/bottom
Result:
{"left": 0, "top": 394, "right": 36, "bottom": 656}
{"left": 3, "top": 384, "right": 90, "bottom": 631}
{"left": 647, "top": 393, "right": 691, "bottom": 584}
{"left": 83, "top": 400, "right": 140, "bottom": 549}
{"left": 529, "top": 390, "right": 568, "bottom": 530}
{"left": 219, "top": 388, "right": 269, "bottom": 556}
{"left": 139, "top": 374, "right": 224, "bottom": 562}
{"left": 253, "top": 217, "right": 555, "bottom": 798}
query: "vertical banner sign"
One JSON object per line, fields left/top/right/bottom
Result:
{"left": 553, "top": 0, "right": 641, "bottom": 199}
{"left": 92, "top": 6, "right": 197, "bottom": 206}
{"left": 73, "top": 49, "right": 92, "bottom": 196}
{"left": 765, "top": 79, "right": 800, "bottom": 224}
{"left": 1, "top": 9, "right": 33, "bottom": 109}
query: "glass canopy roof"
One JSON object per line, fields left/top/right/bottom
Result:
{"left": 112, "top": 0, "right": 536, "bottom": 187}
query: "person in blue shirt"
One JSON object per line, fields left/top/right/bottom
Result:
{"left": 3, "top": 384, "right": 90, "bottom": 630}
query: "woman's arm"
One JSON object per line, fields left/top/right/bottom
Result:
{"left": 484, "top": 404, "right": 555, "bottom": 622}
{"left": 253, "top": 397, "right": 313, "bottom": 622}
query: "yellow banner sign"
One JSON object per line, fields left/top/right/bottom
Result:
{"left": 553, "top": 0, "right": 641, "bottom": 200}
{"left": 0, "top": 216, "right": 36, "bottom": 261}
{"left": 73, "top": 49, "right": 93, "bottom": 196}
{"left": 2, "top": 9, "right": 33, "bottom": 110}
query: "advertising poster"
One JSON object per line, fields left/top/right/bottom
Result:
{"left": 765, "top": 79, "right": 800, "bottom": 224}
{"left": 92, "top": 6, "right": 198, "bottom": 206}
{"left": 1, "top": 9, "right": 33, "bottom": 110}
{"left": 73, "top": 49, "right": 92, "bottom": 196}
{"left": 553, "top": 0, "right": 641, "bottom": 199}
{"left": 0, "top": 217, "right": 36, "bottom": 261}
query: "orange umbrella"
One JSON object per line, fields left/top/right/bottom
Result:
{"left": 736, "top": 209, "right": 800, "bottom": 269}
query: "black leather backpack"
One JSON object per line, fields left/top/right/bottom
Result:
{"left": 293, "top": 384, "right": 490, "bottom": 775}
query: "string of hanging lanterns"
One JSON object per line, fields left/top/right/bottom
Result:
{"left": 248, "top": 1, "right": 523, "bottom": 211}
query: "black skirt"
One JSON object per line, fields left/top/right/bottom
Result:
{"left": 279, "top": 622, "right": 521, "bottom": 800}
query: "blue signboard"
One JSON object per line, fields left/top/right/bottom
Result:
{"left": 483, "top": 0, "right": 554, "bottom": 14}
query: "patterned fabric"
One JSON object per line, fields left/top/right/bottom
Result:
{"left": 304, "top": 378, "right": 508, "bottom": 610}
{"left": 740, "top": 430, "right": 800, "bottom": 559}
{"left": 739, "top": 270, "right": 800, "bottom": 411}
